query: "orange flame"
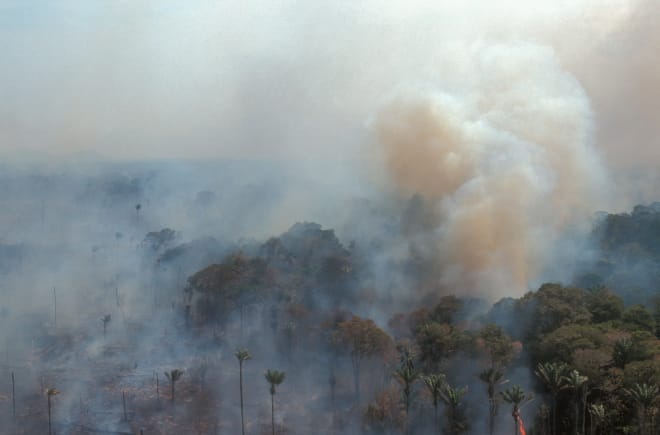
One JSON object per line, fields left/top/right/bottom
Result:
{"left": 518, "top": 415, "right": 527, "bottom": 435}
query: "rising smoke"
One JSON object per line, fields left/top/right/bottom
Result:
{"left": 2, "top": 0, "right": 656, "bottom": 298}
{"left": 370, "top": 42, "right": 608, "bottom": 298}
{"left": 1, "top": 1, "right": 659, "bottom": 433}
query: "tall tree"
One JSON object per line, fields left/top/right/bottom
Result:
{"left": 587, "top": 403, "right": 605, "bottom": 435}
{"left": 535, "top": 362, "right": 569, "bottom": 435}
{"left": 500, "top": 385, "right": 531, "bottom": 435}
{"left": 164, "top": 369, "right": 184, "bottom": 403}
{"left": 393, "top": 349, "right": 419, "bottom": 435}
{"left": 334, "top": 316, "right": 391, "bottom": 403}
{"left": 422, "top": 373, "right": 445, "bottom": 433}
{"left": 439, "top": 384, "right": 468, "bottom": 435}
{"left": 235, "top": 348, "right": 252, "bottom": 435}
{"left": 624, "top": 383, "right": 659, "bottom": 435}
{"left": 264, "top": 369, "right": 286, "bottom": 435}
{"left": 563, "top": 370, "right": 588, "bottom": 435}
{"left": 46, "top": 388, "right": 59, "bottom": 435}
{"left": 478, "top": 324, "right": 514, "bottom": 369}
{"left": 187, "top": 254, "right": 268, "bottom": 328}
{"left": 478, "top": 367, "right": 506, "bottom": 435}
{"left": 101, "top": 314, "right": 111, "bottom": 336}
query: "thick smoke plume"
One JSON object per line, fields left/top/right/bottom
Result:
{"left": 1, "top": 0, "right": 658, "bottom": 297}
{"left": 371, "top": 43, "right": 607, "bottom": 298}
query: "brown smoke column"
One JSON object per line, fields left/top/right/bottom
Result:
{"left": 371, "top": 42, "right": 608, "bottom": 298}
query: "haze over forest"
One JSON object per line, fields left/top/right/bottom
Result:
{"left": 1, "top": 1, "right": 659, "bottom": 434}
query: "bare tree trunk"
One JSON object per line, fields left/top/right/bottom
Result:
{"left": 488, "top": 398, "right": 496, "bottom": 435}
{"left": 240, "top": 362, "right": 246, "bottom": 435}
{"left": 575, "top": 397, "right": 579, "bottom": 435}
{"left": 552, "top": 396, "right": 557, "bottom": 435}
{"left": 48, "top": 394, "right": 52, "bottom": 435}
{"left": 11, "top": 372, "right": 15, "bottom": 419}
{"left": 53, "top": 287, "right": 57, "bottom": 327}
{"left": 582, "top": 390, "right": 588, "bottom": 435}
{"left": 271, "top": 393, "right": 275, "bottom": 435}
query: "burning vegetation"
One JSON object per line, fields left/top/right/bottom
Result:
{"left": 2, "top": 2, "right": 660, "bottom": 434}
{"left": 0, "top": 174, "right": 658, "bottom": 434}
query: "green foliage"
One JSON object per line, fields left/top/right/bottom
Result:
{"left": 187, "top": 253, "right": 269, "bottom": 323}
{"left": 622, "top": 304, "right": 656, "bottom": 333}
{"left": 537, "top": 324, "right": 606, "bottom": 364}
{"left": 479, "top": 367, "right": 505, "bottom": 400}
{"left": 477, "top": 324, "right": 514, "bottom": 368}
{"left": 624, "top": 383, "right": 659, "bottom": 408}
{"left": 571, "top": 348, "right": 610, "bottom": 385}
{"left": 528, "top": 283, "right": 592, "bottom": 334}
{"left": 613, "top": 332, "right": 655, "bottom": 368}
{"left": 415, "top": 322, "right": 465, "bottom": 370}
{"left": 624, "top": 383, "right": 659, "bottom": 435}
{"left": 588, "top": 402, "right": 606, "bottom": 427}
{"left": 264, "top": 369, "right": 285, "bottom": 395}
{"left": 586, "top": 287, "right": 624, "bottom": 323}
{"left": 440, "top": 384, "right": 469, "bottom": 435}
{"left": 563, "top": 369, "right": 588, "bottom": 393}
{"left": 623, "top": 360, "right": 660, "bottom": 387}
{"left": 393, "top": 356, "right": 419, "bottom": 414}
{"left": 430, "top": 295, "right": 464, "bottom": 324}
{"left": 422, "top": 373, "right": 446, "bottom": 409}
{"left": 500, "top": 384, "right": 530, "bottom": 408}
{"left": 335, "top": 316, "right": 392, "bottom": 362}
{"left": 334, "top": 316, "right": 392, "bottom": 402}
{"left": 535, "top": 362, "right": 569, "bottom": 393}
{"left": 479, "top": 367, "right": 506, "bottom": 435}
{"left": 235, "top": 348, "right": 251, "bottom": 363}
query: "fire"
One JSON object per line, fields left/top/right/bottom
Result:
{"left": 518, "top": 415, "right": 527, "bottom": 435}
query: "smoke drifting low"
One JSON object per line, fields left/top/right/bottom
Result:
{"left": 371, "top": 42, "right": 608, "bottom": 297}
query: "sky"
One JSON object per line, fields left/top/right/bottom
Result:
{"left": 1, "top": 0, "right": 658, "bottom": 187}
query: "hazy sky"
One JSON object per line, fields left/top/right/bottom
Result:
{"left": 1, "top": 0, "right": 658, "bottom": 175}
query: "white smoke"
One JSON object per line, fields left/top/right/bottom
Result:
{"left": 371, "top": 42, "right": 608, "bottom": 298}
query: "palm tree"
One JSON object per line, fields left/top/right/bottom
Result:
{"left": 439, "top": 384, "right": 468, "bottom": 435}
{"left": 612, "top": 338, "right": 633, "bottom": 368}
{"left": 394, "top": 363, "right": 419, "bottom": 434}
{"left": 101, "top": 314, "right": 111, "bottom": 336}
{"left": 587, "top": 403, "right": 605, "bottom": 435}
{"left": 264, "top": 369, "right": 286, "bottom": 435}
{"left": 563, "top": 370, "right": 588, "bottom": 435}
{"left": 46, "top": 388, "right": 60, "bottom": 435}
{"left": 478, "top": 367, "right": 506, "bottom": 435}
{"left": 535, "top": 362, "right": 569, "bottom": 435}
{"left": 624, "top": 383, "right": 659, "bottom": 435}
{"left": 422, "top": 373, "right": 446, "bottom": 432}
{"left": 235, "top": 348, "right": 251, "bottom": 435}
{"left": 164, "top": 369, "right": 184, "bottom": 403}
{"left": 500, "top": 385, "right": 532, "bottom": 435}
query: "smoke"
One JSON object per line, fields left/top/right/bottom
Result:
{"left": 370, "top": 42, "right": 608, "bottom": 298}
{"left": 555, "top": 0, "right": 660, "bottom": 206}
{"left": 1, "top": 0, "right": 658, "bottom": 298}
